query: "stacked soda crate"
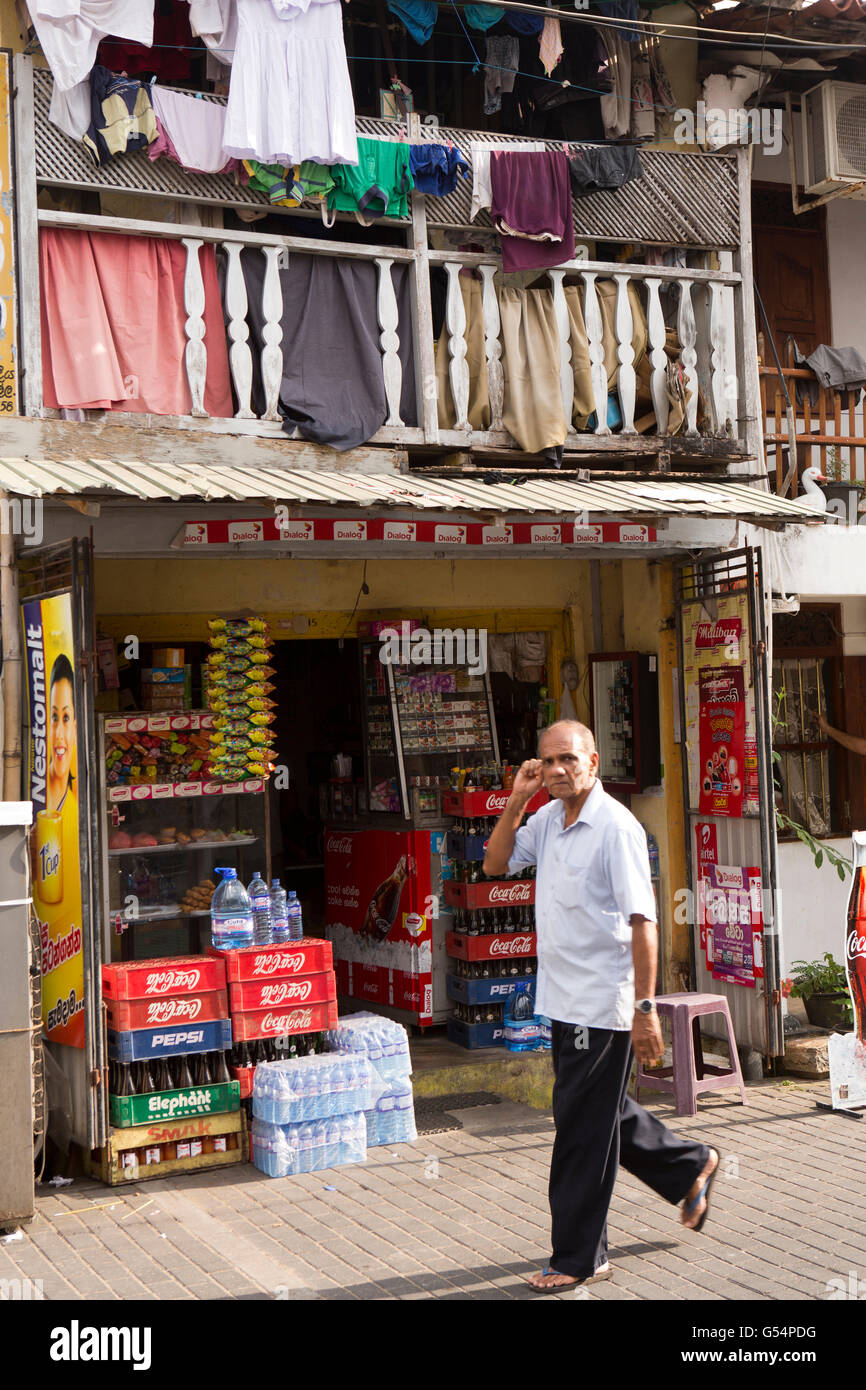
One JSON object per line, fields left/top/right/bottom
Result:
{"left": 209, "top": 938, "right": 338, "bottom": 1096}
{"left": 443, "top": 786, "right": 546, "bottom": 1049}
{"left": 98, "top": 955, "right": 242, "bottom": 1185}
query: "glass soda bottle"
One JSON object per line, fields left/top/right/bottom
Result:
{"left": 846, "top": 831, "right": 866, "bottom": 1044}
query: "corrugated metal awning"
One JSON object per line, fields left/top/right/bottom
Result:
{"left": 2, "top": 457, "right": 826, "bottom": 522}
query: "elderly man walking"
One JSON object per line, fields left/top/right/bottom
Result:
{"left": 484, "top": 720, "right": 719, "bottom": 1294}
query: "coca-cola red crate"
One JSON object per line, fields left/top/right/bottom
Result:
{"left": 442, "top": 787, "right": 548, "bottom": 818}
{"left": 446, "top": 930, "right": 536, "bottom": 962}
{"left": 228, "top": 972, "right": 336, "bottom": 1012}
{"left": 230, "top": 1065, "right": 254, "bottom": 1099}
{"left": 102, "top": 956, "right": 227, "bottom": 1002}
{"left": 444, "top": 878, "right": 535, "bottom": 910}
{"left": 231, "top": 999, "right": 339, "bottom": 1042}
{"left": 208, "top": 938, "right": 333, "bottom": 983}
{"left": 105, "top": 988, "right": 229, "bottom": 1032}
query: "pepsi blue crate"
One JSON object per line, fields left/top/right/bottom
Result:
{"left": 446, "top": 1017, "right": 505, "bottom": 1049}
{"left": 445, "top": 831, "right": 487, "bottom": 863}
{"left": 108, "top": 1018, "right": 233, "bottom": 1062}
{"left": 446, "top": 972, "right": 537, "bottom": 1007}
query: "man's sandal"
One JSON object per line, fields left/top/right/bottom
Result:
{"left": 682, "top": 1149, "right": 720, "bottom": 1233}
{"left": 527, "top": 1263, "right": 612, "bottom": 1294}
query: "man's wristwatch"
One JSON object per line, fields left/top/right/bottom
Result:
{"left": 635, "top": 998, "right": 657, "bottom": 1015}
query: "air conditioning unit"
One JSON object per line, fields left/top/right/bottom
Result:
{"left": 802, "top": 80, "right": 866, "bottom": 197}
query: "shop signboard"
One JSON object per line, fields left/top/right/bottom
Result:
{"left": 703, "top": 864, "right": 764, "bottom": 987}
{"left": 22, "top": 592, "right": 87, "bottom": 1048}
{"left": 324, "top": 827, "right": 434, "bottom": 1024}
{"left": 682, "top": 593, "right": 759, "bottom": 816}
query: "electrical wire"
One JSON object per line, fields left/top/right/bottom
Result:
{"left": 340, "top": 560, "right": 370, "bottom": 639}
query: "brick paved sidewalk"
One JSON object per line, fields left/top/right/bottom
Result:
{"left": 1, "top": 1081, "right": 857, "bottom": 1301}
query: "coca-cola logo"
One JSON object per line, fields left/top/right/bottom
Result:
{"left": 488, "top": 935, "right": 534, "bottom": 956}
{"left": 144, "top": 968, "right": 200, "bottom": 995}
{"left": 261, "top": 1009, "right": 314, "bottom": 1033}
{"left": 260, "top": 980, "right": 312, "bottom": 1005}
{"left": 847, "top": 929, "right": 866, "bottom": 962}
{"left": 144, "top": 997, "right": 203, "bottom": 1024}
{"left": 484, "top": 793, "right": 508, "bottom": 812}
{"left": 252, "top": 952, "right": 305, "bottom": 976}
{"left": 326, "top": 835, "right": 353, "bottom": 855}
{"left": 488, "top": 883, "right": 532, "bottom": 904}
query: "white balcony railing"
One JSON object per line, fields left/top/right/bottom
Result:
{"left": 31, "top": 206, "right": 748, "bottom": 465}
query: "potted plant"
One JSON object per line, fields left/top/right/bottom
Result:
{"left": 788, "top": 953, "right": 853, "bottom": 1031}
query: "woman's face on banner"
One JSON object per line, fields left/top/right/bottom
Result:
{"left": 50, "top": 676, "right": 76, "bottom": 785}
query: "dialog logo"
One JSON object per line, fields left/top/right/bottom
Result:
{"left": 433, "top": 524, "right": 466, "bottom": 544}
{"left": 383, "top": 521, "right": 416, "bottom": 542}
{"left": 571, "top": 525, "right": 603, "bottom": 544}
{"left": 618, "top": 525, "right": 649, "bottom": 543}
{"left": 227, "top": 520, "right": 264, "bottom": 544}
{"left": 334, "top": 521, "right": 366, "bottom": 542}
{"left": 278, "top": 519, "right": 314, "bottom": 543}
{"left": 481, "top": 525, "right": 512, "bottom": 545}
{"left": 530, "top": 524, "right": 561, "bottom": 544}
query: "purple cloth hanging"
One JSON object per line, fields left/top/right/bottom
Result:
{"left": 489, "top": 150, "right": 575, "bottom": 274}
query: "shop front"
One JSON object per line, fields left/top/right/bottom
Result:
{"left": 18, "top": 471, "right": 822, "bottom": 1170}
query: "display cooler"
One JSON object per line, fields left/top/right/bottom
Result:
{"left": 324, "top": 641, "right": 502, "bottom": 1027}
{"left": 99, "top": 712, "right": 271, "bottom": 962}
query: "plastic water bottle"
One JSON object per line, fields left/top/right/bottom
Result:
{"left": 287, "top": 890, "right": 303, "bottom": 941}
{"left": 503, "top": 983, "right": 540, "bottom": 1052}
{"left": 247, "top": 871, "right": 273, "bottom": 945}
{"left": 210, "top": 867, "right": 254, "bottom": 951}
{"left": 270, "top": 879, "right": 289, "bottom": 944}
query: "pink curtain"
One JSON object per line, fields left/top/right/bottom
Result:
{"left": 39, "top": 228, "right": 233, "bottom": 418}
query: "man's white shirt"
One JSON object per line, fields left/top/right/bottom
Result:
{"left": 508, "top": 779, "right": 657, "bottom": 1030}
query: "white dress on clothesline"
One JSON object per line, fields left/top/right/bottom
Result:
{"left": 222, "top": 0, "right": 358, "bottom": 167}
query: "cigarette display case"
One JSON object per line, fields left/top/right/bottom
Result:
{"left": 98, "top": 713, "right": 270, "bottom": 962}
{"left": 589, "top": 653, "right": 661, "bottom": 794}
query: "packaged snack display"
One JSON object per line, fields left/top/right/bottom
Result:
{"left": 206, "top": 618, "right": 277, "bottom": 781}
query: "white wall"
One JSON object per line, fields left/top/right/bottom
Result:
{"left": 777, "top": 837, "right": 849, "bottom": 973}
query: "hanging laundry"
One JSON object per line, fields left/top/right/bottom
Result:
{"left": 386, "top": 0, "right": 438, "bottom": 44}
{"left": 435, "top": 278, "right": 491, "bottom": 431}
{"left": 506, "top": 10, "right": 545, "bottom": 34}
{"left": 469, "top": 140, "right": 545, "bottom": 221}
{"left": 630, "top": 46, "right": 655, "bottom": 138}
{"left": 237, "top": 249, "right": 417, "bottom": 451}
{"left": 189, "top": 0, "right": 236, "bottom": 67}
{"left": 465, "top": 4, "right": 505, "bottom": 29}
{"left": 499, "top": 288, "right": 567, "bottom": 453}
{"left": 568, "top": 145, "right": 643, "bottom": 197}
{"left": 39, "top": 227, "right": 233, "bottom": 418}
{"left": 81, "top": 66, "right": 157, "bottom": 168}
{"left": 409, "top": 144, "right": 470, "bottom": 196}
{"left": 538, "top": 15, "right": 563, "bottom": 76}
{"left": 222, "top": 0, "right": 358, "bottom": 168}
{"left": 99, "top": 1, "right": 194, "bottom": 82}
{"left": 489, "top": 150, "right": 575, "bottom": 273}
{"left": 598, "top": 27, "right": 632, "bottom": 138}
{"left": 30, "top": 0, "right": 153, "bottom": 140}
{"left": 597, "top": 0, "right": 642, "bottom": 42}
{"left": 148, "top": 86, "right": 237, "bottom": 174}
{"left": 483, "top": 35, "right": 519, "bottom": 116}
{"left": 329, "top": 138, "right": 414, "bottom": 220}
{"left": 243, "top": 160, "right": 307, "bottom": 206}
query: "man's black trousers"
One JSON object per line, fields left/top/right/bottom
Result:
{"left": 549, "top": 1021, "right": 710, "bottom": 1277}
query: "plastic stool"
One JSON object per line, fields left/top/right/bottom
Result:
{"left": 634, "top": 993, "right": 748, "bottom": 1117}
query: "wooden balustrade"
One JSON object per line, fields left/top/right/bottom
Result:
{"left": 35, "top": 208, "right": 748, "bottom": 462}
{"left": 760, "top": 354, "right": 866, "bottom": 496}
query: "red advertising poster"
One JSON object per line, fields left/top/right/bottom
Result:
{"left": 705, "top": 865, "right": 761, "bottom": 988}
{"left": 324, "top": 827, "right": 433, "bottom": 1024}
{"left": 699, "top": 700, "right": 746, "bottom": 817}
{"left": 695, "top": 822, "right": 718, "bottom": 965}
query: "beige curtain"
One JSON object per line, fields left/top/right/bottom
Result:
{"left": 498, "top": 287, "right": 567, "bottom": 453}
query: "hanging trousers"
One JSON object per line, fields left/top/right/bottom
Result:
{"left": 549, "top": 1021, "right": 710, "bottom": 1278}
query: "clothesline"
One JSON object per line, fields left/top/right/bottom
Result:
{"left": 75, "top": 47, "right": 686, "bottom": 117}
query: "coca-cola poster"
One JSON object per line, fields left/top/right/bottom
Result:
{"left": 829, "top": 831, "right": 866, "bottom": 1111}
{"left": 324, "top": 827, "right": 433, "bottom": 1024}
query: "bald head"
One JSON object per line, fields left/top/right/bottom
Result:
{"left": 538, "top": 720, "right": 596, "bottom": 757}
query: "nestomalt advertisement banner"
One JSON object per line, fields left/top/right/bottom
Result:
{"left": 22, "top": 592, "right": 86, "bottom": 1047}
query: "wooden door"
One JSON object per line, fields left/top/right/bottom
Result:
{"left": 753, "top": 184, "right": 831, "bottom": 360}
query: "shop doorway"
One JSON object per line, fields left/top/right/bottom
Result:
{"left": 269, "top": 637, "right": 362, "bottom": 931}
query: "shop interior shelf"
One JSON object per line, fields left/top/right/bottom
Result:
{"left": 107, "top": 781, "right": 263, "bottom": 802}
{"left": 108, "top": 836, "right": 258, "bottom": 857}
